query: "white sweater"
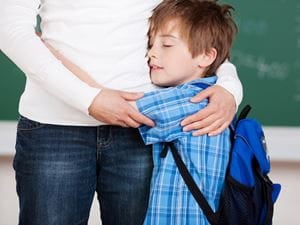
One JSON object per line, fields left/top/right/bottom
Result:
{"left": 0, "top": 0, "right": 242, "bottom": 126}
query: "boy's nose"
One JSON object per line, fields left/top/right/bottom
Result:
{"left": 147, "top": 47, "right": 157, "bottom": 59}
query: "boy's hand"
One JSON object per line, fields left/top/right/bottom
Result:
{"left": 181, "top": 85, "right": 236, "bottom": 136}
{"left": 88, "top": 88, "right": 155, "bottom": 128}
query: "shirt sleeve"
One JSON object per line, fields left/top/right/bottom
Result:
{"left": 215, "top": 60, "right": 243, "bottom": 107}
{"left": 136, "top": 86, "right": 206, "bottom": 145}
{"left": 0, "top": 0, "right": 101, "bottom": 115}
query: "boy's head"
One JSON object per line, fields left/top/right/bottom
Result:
{"left": 148, "top": 0, "right": 237, "bottom": 86}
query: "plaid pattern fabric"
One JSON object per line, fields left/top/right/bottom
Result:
{"left": 136, "top": 77, "right": 231, "bottom": 225}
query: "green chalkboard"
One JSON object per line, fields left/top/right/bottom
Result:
{"left": 0, "top": 16, "right": 38, "bottom": 121}
{"left": 223, "top": 0, "right": 300, "bottom": 126}
{"left": 0, "top": 53, "right": 25, "bottom": 120}
{"left": 0, "top": 1, "right": 299, "bottom": 125}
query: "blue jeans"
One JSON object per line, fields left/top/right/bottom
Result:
{"left": 14, "top": 116, "right": 153, "bottom": 225}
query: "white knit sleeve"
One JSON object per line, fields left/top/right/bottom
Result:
{"left": 215, "top": 60, "right": 243, "bottom": 107}
{"left": 0, "top": 0, "right": 100, "bottom": 115}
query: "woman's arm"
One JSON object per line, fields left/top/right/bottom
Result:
{"left": 181, "top": 60, "right": 243, "bottom": 136}
{"left": 44, "top": 43, "right": 103, "bottom": 89}
{"left": 43, "top": 42, "right": 153, "bottom": 128}
{"left": 216, "top": 60, "right": 243, "bottom": 107}
{"left": 0, "top": 0, "right": 100, "bottom": 115}
{"left": 0, "top": 0, "right": 153, "bottom": 127}
{"left": 47, "top": 44, "right": 241, "bottom": 135}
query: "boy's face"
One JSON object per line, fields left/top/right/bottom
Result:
{"left": 148, "top": 20, "right": 204, "bottom": 87}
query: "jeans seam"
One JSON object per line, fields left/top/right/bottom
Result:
{"left": 97, "top": 126, "right": 113, "bottom": 149}
{"left": 17, "top": 116, "right": 46, "bottom": 131}
{"left": 96, "top": 127, "right": 101, "bottom": 162}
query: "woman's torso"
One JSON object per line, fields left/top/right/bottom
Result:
{"left": 20, "top": 0, "right": 160, "bottom": 125}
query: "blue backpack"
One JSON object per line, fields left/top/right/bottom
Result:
{"left": 164, "top": 105, "right": 281, "bottom": 225}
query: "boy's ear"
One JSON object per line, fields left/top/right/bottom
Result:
{"left": 197, "top": 48, "right": 217, "bottom": 68}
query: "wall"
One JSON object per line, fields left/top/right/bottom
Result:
{"left": 0, "top": 2, "right": 299, "bottom": 159}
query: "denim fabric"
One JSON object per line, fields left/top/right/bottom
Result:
{"left": 14, "top": 116, "right": 153, "bottom": 225}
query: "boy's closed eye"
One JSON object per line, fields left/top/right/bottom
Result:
{"left": 162, "top": 43, "right": 174, "bottom": 47}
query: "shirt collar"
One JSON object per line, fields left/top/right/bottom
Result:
{"left": 181, "top": 75, "right": 217, "bottom": 89}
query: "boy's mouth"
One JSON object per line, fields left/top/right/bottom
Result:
{"left": 150, "top": 64, "right": 163, "bottom": 71}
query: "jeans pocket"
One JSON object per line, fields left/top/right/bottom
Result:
{"left": 17, "top": 116, "right": 46, "bottom": 131}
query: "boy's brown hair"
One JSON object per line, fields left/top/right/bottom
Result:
{"left": 149, "top": 0, "right": 238, "bottom": 76}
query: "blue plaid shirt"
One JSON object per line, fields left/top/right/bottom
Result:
{"left": 136, "top": 77, "right": 231, "bottom": 225}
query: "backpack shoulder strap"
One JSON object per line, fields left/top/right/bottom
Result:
{"left": 160, "top": 105, "right": 253, "bottom": 225}
{"left": 230, "top": 104, "right": 252, "bottom": 133}
{"left": 238, "top": 104, "right": 252, "bottom": 121}
{"left": 161, "top": 143, "right": 219, "bottom": 225}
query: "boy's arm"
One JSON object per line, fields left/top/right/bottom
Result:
{"left": 136, "top": 86, "right": 206, "bottom": 145}
{"left": 181, "top": 60, "right": 242, "bottom": 136}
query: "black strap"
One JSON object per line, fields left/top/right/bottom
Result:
{"left": 229, "top": 104, "right": 251, "bottom": 140}
{"left": 159, "top": 105, "right": 255, "bottom": 225}
{"left": 258, "top": 169, "right": 274, "bottom": 225}
{"left": 162, "top": 143, "right": 218, "bottom": 225}
{"left": 238, "top": 104, "right": 251, "bottom": 121}
{"left": 264, "top": 183, "right": 274, "bottom": 225}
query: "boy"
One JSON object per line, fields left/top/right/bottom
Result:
{"left": 43, "top": 1, "right": 237, "bottom": 224}
{"left": 135, "top": 0, "right": 238, "bottom": 224}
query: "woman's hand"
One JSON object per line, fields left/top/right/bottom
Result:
{"left": 181, "top": 85, "right": 236, "bottom": 136}
{"left": 40, "top": 38, "right": 154, "bottom": 128}
{"left": 88, "top": 88, "right": 155, "bottom": 128}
